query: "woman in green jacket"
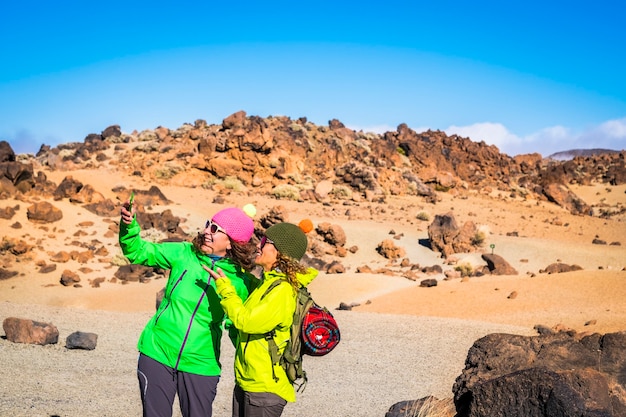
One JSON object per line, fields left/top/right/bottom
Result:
{"left": 120, "top": 200, "right": 257, "bottom": 417}
{"left": 206, "top": 222, "right": 318, "bottom": 417}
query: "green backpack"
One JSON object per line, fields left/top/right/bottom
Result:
{"left": 262, "top": 279, "right": 340, "bottom": 391}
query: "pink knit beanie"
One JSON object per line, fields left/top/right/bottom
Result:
{"left": 211, "top": 207, "right": 254, "bottom": 243}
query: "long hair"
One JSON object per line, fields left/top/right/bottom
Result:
{"left": 272, "top": 252, "right": 308, "bottom": 291}
{"left": 191, "top": 232, "right": 257, "bottom": 272}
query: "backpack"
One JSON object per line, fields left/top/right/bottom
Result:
{"left": 262, "top": 279, "right": 340, "bottom": 391}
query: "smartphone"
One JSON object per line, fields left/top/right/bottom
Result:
{"left": 128, "top": 191, "right": 135, "bottom": 211}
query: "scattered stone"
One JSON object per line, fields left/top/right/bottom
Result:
{"left": 507, "top": 291, "right": 518, "bottom": 299}
{"left": 444, "top": 269, "right": 461, "bottom": 280}
{"left": 316, "top": 222, "right": 347, "bottom": 247}
{"left": 421, "top": 265, "right": 443, "bottom": 275}
{"left": 39, "top": 264, "right": 57, "bottom": 274}
{"left": 60, "top": 270, "right": 80, "bottom": 286}
{"left": 0, "top": 205, "right": 17, "bottom": 219}
{"left": 481, "top": 253, "right": 518, "bottom": 275}
{"left": 314, "top": 180, "right": 333, "bottom": 199}
{"left": 326, "top": 261, "right": 345, "bottom": 274}
{"left": 26, "top": 201, "right": 63, "bottom": 223}
{"left": 65, "top": 331, "right": 98, "bottom": 350}
{"left": 89, "top": 277, "right": 106, "bottom": 288}
{"left": 401, "top": 270, "right": 419, "bottom": 281}
{"left": 0, "top": 268, "right": 19, "bottom": 280}
{"left": 540, "top": 263, "right": 584, "bottom": 274}
{"left": 2, "top": 317, "right": 59, "bottom": 345}
{"left": 420, "top": 279, "right": 437, "bottom": 287}
{"left": 376, "top": 239, "right": 406, "bottom": 259}
{"left": 50, "top": 251, "right": 71, "bottom": 263}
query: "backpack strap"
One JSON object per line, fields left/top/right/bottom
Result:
{"left": 261, "top": 279, "right": 289, "bottom": 382}
{"left": 260, "top": 278, "right": 287, "bottom": 300}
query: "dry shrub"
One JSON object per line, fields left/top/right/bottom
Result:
{"left": 416, "top": 211, "right": 430, "bottom": 221}
{"left": 454, "top": 262, "right": 474, "bottom": 277}
{"left": 471, "top": 230, "right": 486, "bottom": 247}
{"left": 406, "top": 397, "right": 455, "bottom": 417}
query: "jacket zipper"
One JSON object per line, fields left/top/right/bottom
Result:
{"left": 174, "top": 291, "right": 207, "bottom": 371}
{"left": 243, "top": 334, "right": 251, "bottom": 366}
{"left": 173, "top": 259, "right": 216, "bottom": 371}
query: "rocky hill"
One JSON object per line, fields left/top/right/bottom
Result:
{"left": 1, "top": 110, "right": 625, "bottom": 218}
{"left": 547, "top": 148, "right": 622, "bottom": 161}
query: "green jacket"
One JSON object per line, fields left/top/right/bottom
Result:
{"left": 119, "top": 218, "right": 253, "bottom": 376}
{"left": 217, "top": 268, "right": 318, "bottom": 402}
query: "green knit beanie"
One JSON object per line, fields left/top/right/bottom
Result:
{"left": 265, "top": 222, "right": 308, "bottom": 260}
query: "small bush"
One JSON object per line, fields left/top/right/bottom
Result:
{"left": 454, "top": 263, "right": 474, "bottom": 277}
{"left": 406, "top": 396, "right": 455, "bottom": 417}
{"left": 471, "top": 231, "right": 486, "bottom": 247}
{"left": 271, "top": 184, "right": 301, "bottom": 200}
{"left": 217, "top": 176, "right": 245, "bottom": 192}
{"left": 416, "top": 211, "right": 430, "bottom": 221}
{"left": 110, "top": 252, "right": 130, "bottom": 267}
{"left": 330, "top": 185, "right": 353, "bottom": 199}
{"left": 154, "top": 164, "right": 183, "bottom": 179}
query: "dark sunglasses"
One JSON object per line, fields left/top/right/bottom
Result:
{"left": 205, "top": 220, "right": 226, "bottom": 235}
{"left": 259, "top": 236, "right": 274, "bottom": 249}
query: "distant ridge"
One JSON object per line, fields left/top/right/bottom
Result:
{"left": 547, "top": 148, "right": 621, "bottom": 161}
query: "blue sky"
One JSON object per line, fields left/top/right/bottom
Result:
{"left": 2, "top": 1, "right": 625, "bottom": 157}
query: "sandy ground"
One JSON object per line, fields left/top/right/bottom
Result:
{"left": 1, "top": 165, "right": 625, "bottom": 416}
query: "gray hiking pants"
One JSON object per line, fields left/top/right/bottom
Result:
{"left": 232, "top": 384, "right": 287, "bottom": 417}
{"left": 137, "top": 353, "right": 219, "bottom": 417}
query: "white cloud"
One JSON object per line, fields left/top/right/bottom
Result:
{"left": 444, "top": 118, "right": 626, "bottom": 157}
{"left": 444, "top": 122, "right": 521, "bottom": 150}
{"left": 597, "top": 117, "right": 626, "bottom": 138}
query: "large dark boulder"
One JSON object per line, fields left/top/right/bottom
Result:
{"left": 481, "top": 253, "right": 518, "bottom": 275}
{"left": 453, "top": 331, "right": 626, "bottom": 417}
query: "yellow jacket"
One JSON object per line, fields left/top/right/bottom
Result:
{"left": 216, "top": 268, "right": 318, "bottom": 402}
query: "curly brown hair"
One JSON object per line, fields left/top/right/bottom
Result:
{"left": 272, "top": 252, "right": 308, "bottom": 291}
{"left": 191, "top": 232, "right": 257, "bottom": 272}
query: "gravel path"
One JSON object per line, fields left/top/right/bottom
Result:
{"left": 0, "top": 301, "right": 534, "bottom": 417}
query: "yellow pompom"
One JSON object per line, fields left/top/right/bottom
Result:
{"left": 298, "top": 218, "right": 314, "bottom": 234}
{"left": 242, "top": 203, "right": 257, "bottom": 218}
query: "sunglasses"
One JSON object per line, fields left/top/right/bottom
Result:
{"left": 259, "top": 236, "right": 274, "bottom": 249}
{"left": 205, "top": 220, "right": 226, "bottom": 235}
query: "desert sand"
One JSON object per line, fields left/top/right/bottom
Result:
{"left": 1, "top": 165, "right": 625, "bottom": 416}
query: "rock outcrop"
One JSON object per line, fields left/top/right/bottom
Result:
{"left": 452, "top": 331, "right": 626, "bottom": 417}
{"left": 2, "top": 113, "right": 625, "bottom": 217}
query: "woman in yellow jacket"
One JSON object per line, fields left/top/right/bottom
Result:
{"left": 206, "top": 222, "right": 317, "bottom": 417}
